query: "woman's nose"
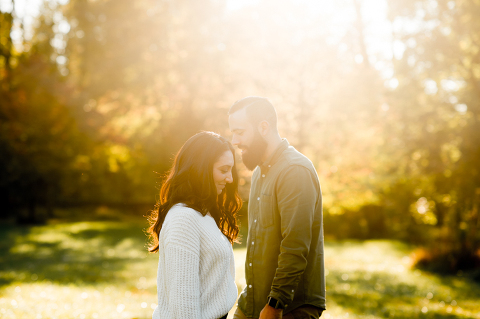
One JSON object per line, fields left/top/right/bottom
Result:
{"left": 226, "top": 172, "right": 233, "bottom": 183}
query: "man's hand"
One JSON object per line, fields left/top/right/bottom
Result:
{"left": 259, "top": 304, "right": 283, "bottom": 319}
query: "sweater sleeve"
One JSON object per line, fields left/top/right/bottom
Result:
{"left": 163, "top": 210, "right": 202, "bottom": 318}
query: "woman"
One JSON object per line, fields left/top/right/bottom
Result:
{"left": 147, "top": 131, "right": 242, "bottom": 319}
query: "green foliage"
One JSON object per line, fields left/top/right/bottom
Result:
{"left": 376, "top": 0, "right": 480, "bottom": 272}
{"left": 0, "top": 25, "right": 85, "bottom": 221}
{"left": 320, "top": 0, "right": 480, "bottom": 274}
{"left": 0, "top": 7, "right": 156, "bottom": 222}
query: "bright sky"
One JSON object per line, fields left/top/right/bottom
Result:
{"left": 225, "top": 0, "right": 398, "bottom": 81}
{"left": 2, "top": 0, "right": 401, "bottom": 82}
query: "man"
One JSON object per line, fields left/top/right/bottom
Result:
{"left": 228, "top": 96, "right": 326, "bottom": 319}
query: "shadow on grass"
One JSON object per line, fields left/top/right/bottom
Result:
{"left": 0, "top": 221, "right": 150, "bottom": 288}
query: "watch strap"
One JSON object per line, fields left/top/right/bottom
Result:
{"left": 267, "top": 297, "right": 284, "bottom": 309}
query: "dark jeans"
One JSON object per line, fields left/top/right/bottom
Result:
{"left": 234, "top": 305, "right": 323, "bottom": 319}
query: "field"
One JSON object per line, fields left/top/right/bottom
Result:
{"left": 0, "top": 211, "right": 479, "bottom": 319}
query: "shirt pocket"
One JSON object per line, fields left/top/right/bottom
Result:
{"left": 259, "top": 193, "right": 275, "bottom": 228}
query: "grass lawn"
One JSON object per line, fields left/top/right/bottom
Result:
{"left": 0, "top": 211, "right": 479, "bottom": 318}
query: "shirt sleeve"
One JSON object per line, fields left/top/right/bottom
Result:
{"left": 163, "top": 212, "right": 202, "bottom": 318}
{"left": 268, "top": 165, "right": 319, "bottom": 307}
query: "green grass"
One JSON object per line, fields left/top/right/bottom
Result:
{"left": 0, "top": 218, "right": 157, "bottom": 319}
{"left": 321, "top": 241, "right": 480, "bottom": 319}
{"left": 0, "top": 212, "right": 479, "bottom": 319}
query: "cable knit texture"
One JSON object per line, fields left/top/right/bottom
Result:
{"left": 152, "top": 203, "right": 237, "bottom": 319}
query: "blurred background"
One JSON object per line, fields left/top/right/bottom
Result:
{"left": 1, "top": 0, "right": 479, "bottom": 318}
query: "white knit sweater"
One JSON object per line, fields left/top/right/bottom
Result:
{"left": 152, "top": 204, "right": 238, "bottom": 319}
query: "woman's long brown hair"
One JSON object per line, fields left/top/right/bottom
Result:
{"left": 147, "top": 131, "right": 242, "bottom": 252}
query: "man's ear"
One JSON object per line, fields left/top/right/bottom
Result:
{"left": 258, "top": 120, "right": 270, "bottom": 137}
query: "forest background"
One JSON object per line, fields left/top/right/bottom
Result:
{"left": 1, "top": 0, "right": 480, "bottom": 278}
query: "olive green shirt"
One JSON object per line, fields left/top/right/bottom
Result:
{"left": 237, "top": 139, "right": 326, "bottom": 318}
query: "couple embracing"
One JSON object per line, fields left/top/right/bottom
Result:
{"left": 147, "top": 97, "right": 326, "bottom": 319}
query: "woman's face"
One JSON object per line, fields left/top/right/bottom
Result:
{"left": 213, "top": 150, "right": 235, "bottom": 195}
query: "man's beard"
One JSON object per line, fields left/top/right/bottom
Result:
{"left": 241, "top": 132, "right": 268, "bottom": 171}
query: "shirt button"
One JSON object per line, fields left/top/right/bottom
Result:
{"left": 249, "top": 263, "right": 252, "bottom": 266}
{"left": 257, "top": 197, "right": 260, "bottom": 200}
{"left": 292, "top": 289, "right": 295, "bottom": 292}
{"left": 254, "top": 219, "right": 257, "bottom": 223}
{"left": 268, "top": 165, "right": 271, "bottom": 167}
{"left": 262, "top": 174, "right": 265, "bottom": 177}
{"left": 249, "top": 285, "right": 252, "bottom": 288}
{"left": 252, "top": 241, "right": 254, "bottom": 245}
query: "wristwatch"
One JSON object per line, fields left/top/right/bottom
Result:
{"left": 267, "top": 297, "right": 284, "bottom": 309}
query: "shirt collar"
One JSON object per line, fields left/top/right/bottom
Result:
{"left": 259, "top": 139, "right": 289, "bottom": 172}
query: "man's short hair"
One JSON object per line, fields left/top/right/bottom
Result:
{"left": 229, "top": 96, "right": 277, "bottom": 129}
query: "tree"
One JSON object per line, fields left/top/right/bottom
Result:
{"left": 0, "top": 7, "right": 86, "bottom": 222}
{"left": 382, "top": 0, "right": 480, "bottom": 272}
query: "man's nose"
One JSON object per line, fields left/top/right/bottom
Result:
{"left": 231, "top": 135, "right": 240, "bottom": 146}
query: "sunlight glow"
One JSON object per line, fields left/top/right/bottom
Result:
{"left": 386, "top": 78, "right": 399, "bottom": 89}
{"left": 441, "top": 79, "right": 461, "bottom": 92}
{"left": 393, "top": 40, "right": 406, "bottom": 60}
{"left": 226, "top": 0, "right": 259, "bottom": 12}
{"left": 4, "top": 0, "right": 426, "bottom": 86}
{"left": 454, "top": 104, "right": 467, "bottom": 114}
{"left": 424, "top": 79, "right": 438, "bottom": 95}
